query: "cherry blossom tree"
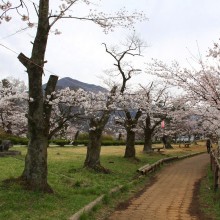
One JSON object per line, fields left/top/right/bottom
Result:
{"left": 82, "top": 87, "right": 117, "bottom": 172}
{"left": 0, "top": 78, "right": 27, "bottom": 136}
{"left": 193, "top": 104, "right": 219, "bottom": 141}
{"left": 46, "top": 84, "right": 118, "bottom": 172}
{"left": 137, "top": 83, "right": 170, "bottom": 152}
{"left": 2, "top": 1, "right": 146, "bottom": 192}
{"left": 147, "top": 40, "right": 220, "bottom": 147}
{"left": 103, "top": 34, "right": 145, "bottom": 158}
{"left": 113, "top": 92, "right": 142, "bottom": 158}
{"left": 47, "top": 87, "right": 85, "bottom": 141}
{"left": 160, "top": 97, "right": 199, "bottom": 144}
{"left": 148, "top": 39, "right": 220, "bottom": 113}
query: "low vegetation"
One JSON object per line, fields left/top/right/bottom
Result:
{"left": 199, "top": 166, "right": 220, "bottom": 220}
{"left": 0, "top": 144, "right": 206, "bottom": 220}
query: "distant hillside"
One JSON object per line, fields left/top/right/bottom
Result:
{"left": 44, "top": 77, "right": 108, "bottom": 93}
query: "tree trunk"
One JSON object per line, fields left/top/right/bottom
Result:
{"left": 84, "top": 87, "right": 116, "bottom": 173}
{"left": 19, "top": 75, "right": 57, "bottom": 193}
{"left": 162, "top": 135, "right": 173, "bottom": 149}
{"left": 17, "top": 0, "right": 56, "bottom": 192}
{"left": 143, "top": 128, "right": 153, "bottom": 152}
{"left": 21, "top": 133, "right": 50, "bottom": 191}
{"left": 74, "top": 130, "right": 80, "bottom": 141}
{"left": 123, "top": 110, "right": 142, "bottom": 158}
{"left": 124, "top": 129, "right": 136, "bottom": 158}
{"left": 84, "top": 119, "right": 110, "bottom": 173}
{"left": 20, "top": 73, "right": 51, "bottom": 191}
{"left": 118, "top": 132, "right": 122, "bottom": 141}
{"left": 142, "top": 114, "right": 153, "bottom": 152}
{"left": 188, "top": 135, "right": 191, "bottom": 142}
{"left": 84, "top": 129, "right": 102, "bottom": 168}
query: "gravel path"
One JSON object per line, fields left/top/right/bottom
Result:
{"left": 107, "top": 153, "right": 209, "bottom": 220}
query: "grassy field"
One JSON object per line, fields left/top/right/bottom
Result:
{"left": 199, "top": 162, "right": 220, "bottom": 220}
{"left": 0, "top": 143, "right": 207, "bottom": 219}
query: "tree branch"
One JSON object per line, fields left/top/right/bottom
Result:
{"left": 17, "top": 53, "right": 31, "bottom": 68}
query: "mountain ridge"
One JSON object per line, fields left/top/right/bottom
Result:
{"left": 44, "top": 77, "right": 108, "bottom": 93}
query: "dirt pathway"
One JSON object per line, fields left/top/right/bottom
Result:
{"left": 107, "top": 153, "right": 209, "bottom": 220}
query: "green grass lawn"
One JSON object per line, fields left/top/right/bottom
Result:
{"left": 0, "top": 145, "right": 170, "bottom": 220}
{"left": 0, "top": 143, "right": 210, "bottom": 220}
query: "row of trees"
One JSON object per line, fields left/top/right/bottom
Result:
{"left": 1, "top": 1, "right": 219, "bottom": 193}
{"left": 148, "top": 41, "right": 220, "bottom": 140}
{"left": 1, "top": 0, "right": 147, "bottom": 192}
{"left": 0, "top": 75, "right": 208, "bottom": 166}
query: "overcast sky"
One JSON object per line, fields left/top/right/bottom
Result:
{"left": 1, "top": 0, "right": 220, "bottom": 87}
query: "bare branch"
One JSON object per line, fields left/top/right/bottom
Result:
{"left": 103, "top": 33, "right": 145, "bottom": 93}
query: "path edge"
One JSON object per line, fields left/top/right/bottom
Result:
{"left": 69, "top": 151, "right": 205, "bottom": 220}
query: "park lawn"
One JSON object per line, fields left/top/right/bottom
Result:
{"left": 0, "top": 143, "right": 206, "bottom": 220}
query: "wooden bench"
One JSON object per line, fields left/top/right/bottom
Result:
{"left": 152, "top": 146, "right": 164, "bottom": 152}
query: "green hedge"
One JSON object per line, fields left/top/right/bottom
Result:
{"left": 73, "top": 140, "right": 89, "bottom": 145}
{"left": 77, "top": 133, "right": 115, "bottom": 142}
{"left": 49, "top": 139, "right": 70, "bottom": 146}
{"left": 0, "top": 136, "right": 29, "bottom": 145}
{"left": 0, "top": 136, "right": 161, "bottom": 147}
{"left": 101, "top": 140, "right": 125, "bottom": 146}
{"left": 52, "top": 140, "right": 161, "bottom": 147}
{"left": 77, "top": 133, "right": 89, "bottom": 141}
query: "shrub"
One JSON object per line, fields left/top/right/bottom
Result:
{"left": 50, "top": 139, "right": 70, "bottom": 146}
{"left": 77, "top": 133, "right": 89, "bottom": 141}
{"left": 101, "top": 140, "right": 125, "bottom": 146}
{"left": 0, "top": 136, "right": 28, "bottom": 145}
{"left": 101, "top": 134, "right": 114, "bottom": 141}
{"left": 51, "top": 138, "right": 162, "bottom": 147}
{"left": 73, "top": 140, "right": 89, "bottom": 146}
{"left": 135, "top": 140, "right": 145, "bottom": 145}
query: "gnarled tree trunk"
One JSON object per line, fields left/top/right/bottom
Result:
{"left": 84, "top": 87, "right": 116, "bottom": 173}
{"left": 143, "top": 128, "right": 153, "bottom": 152}
{"left": 143, "top": 114, "right": 153, "bottom": 152}
{"left": 124, "top": 110, "right": 142, "bottom": 158}
{"left": 84, "top": 116, "right": 110, "bottom": 173}
{"left": 19, "top": 75, "right": 58, "bottom": 192}
{"left": 17, "top": 0, "right": 57, "bottom": 192}
{"left": 162, "top": 135, "right": 173, "bottom": 149}
{"left": 84, "top": 110, "right": 112, "bottom": 173}
{"left": 84, "top": 129, "right": 102, "bottom": 168}
{"left": 124, "top": 128, "right": 136, "bottom": 158}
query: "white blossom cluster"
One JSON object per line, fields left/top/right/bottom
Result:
{"left": 88, "top": 7, "right": 146, "bottom": 34}
{"left": 0, "top": 79, "right": 28, "bottom": 136}
{"left": 148, "top": 40, "right": 220, "bottom": 139}
{"left": 0, "top": 1, "right": 12, "bottom": 23}
{"left": 0, "top": 0, "right": 34, "bottom": 27}
{"left": 0, "top": 76, "right": 214, "bottom": 142}
{"left": 1, "top": 0, "right": 146, "bottom": 36}
{"left": 208, "top": 41, "right": 220, "bottom": 59}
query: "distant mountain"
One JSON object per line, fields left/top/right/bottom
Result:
{"left": 44, "top": 77, "right": 108, "bottom": 93}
